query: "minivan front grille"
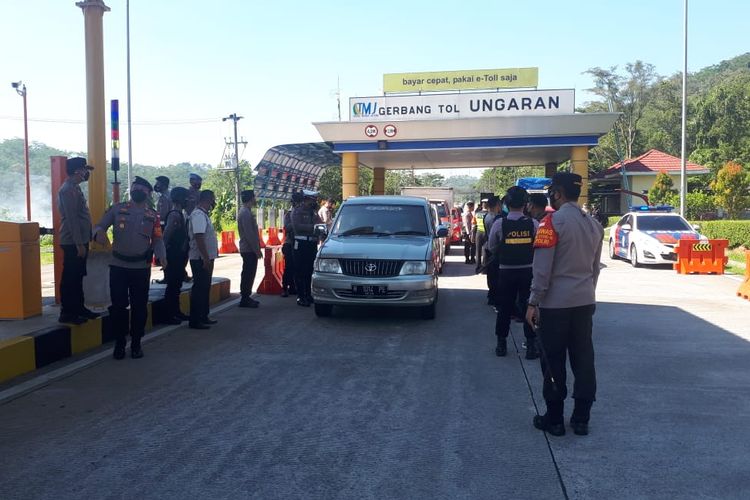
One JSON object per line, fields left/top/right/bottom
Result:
{"left": 339, "top": 259, "right": 403, "bottom": 277}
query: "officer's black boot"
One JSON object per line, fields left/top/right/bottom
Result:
{"left": 525, "top": 339, "right": 540, "bottom": 360}
{"left": 495, "top": 337, "right": 507, "bottom": 357}
{"left": 130, "top": 337, "right": 144, "bottom": 359}
{"left": 570, "top": 399, "right": 593, "bottom": 436}
{"left": 533, "top": 400, "right": 565, "bottom": 436}
{"left": 113, "top": 338, "right": 126, "bottom": 360}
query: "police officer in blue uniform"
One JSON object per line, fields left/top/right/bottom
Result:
{"left": 487, "top": 186, "right": 539, "bottom": 359}
{"left": 94, "top": 177, "right": 166, "bottom": 359}
{"left": 291, "top": 190, "right": 322, "bottom": 306}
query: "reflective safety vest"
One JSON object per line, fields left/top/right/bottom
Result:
{"left": 475, "top": 210, "right": 488, "bottom": 233}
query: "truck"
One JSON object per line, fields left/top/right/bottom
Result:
{"left": 401, "top": 186, "right": 455, "bottom": 252}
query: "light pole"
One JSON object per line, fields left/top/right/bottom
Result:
{"left": 11, "top": 81, "right": 31, "bottom": 221}
{"left": 222, "top": 113, "right": 243, "bottom": 219}
{"left": 679, "top": 0, "right": 688, "bottom": 217}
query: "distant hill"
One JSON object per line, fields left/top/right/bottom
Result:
{"left": 689, "top": 52, "right": 750, "bottom": 94}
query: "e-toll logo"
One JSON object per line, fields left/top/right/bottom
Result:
{"left": 364, "top": 125, "right": 378, "bottom": 137}
{"left": 352, "top": 101, "right": 379, "bottom": 118}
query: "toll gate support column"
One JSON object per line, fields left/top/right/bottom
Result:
{"left": 571, "top": 146, "right": 589, "bottom": 206}
{"left": 372, "top": 167, "right": 385, "bottom": 195}
{"left": 342, "top": 152, "right": 359, "bottom": 200}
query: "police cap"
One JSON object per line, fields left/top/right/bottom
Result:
{"left": 549, "top": 172, "right": 583, "bottom": 199}
{"left": 132, "top": 176, "right": 154, "bottom": 192}
{"left": 240, "top": 189, "right": 255, "bottom": 203}
{"left": 189, "top": 173, "right": 202, "bottom": 182}
{"left": 66, "top": 157, "right": 94, "bottom": 175}
{"left": 505, "top": 186, "right": 529, "bottom": 208}
{"left": 170, "top": 186, "right": 188, "bottom": 203}
{"left": 155, "top": 175, "right": 170, "bottom": 184}
{"left": 291, "top": 191, "right": 304, "bottom": 203}
{"left": 302, "top": 189, "right": 319, "bottom": 198}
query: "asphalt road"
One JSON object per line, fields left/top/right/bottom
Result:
{"left": 2, "top": 246, "right": 749, "bottom": 499}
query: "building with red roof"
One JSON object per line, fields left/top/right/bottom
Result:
{"left": 591, "top": 149, "right": 710, "bottom": 215}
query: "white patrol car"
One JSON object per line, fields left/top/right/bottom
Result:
{"left": 608, "top": 206, "right": 705, "bottom": 267}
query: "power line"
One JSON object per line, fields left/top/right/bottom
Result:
{"left": 0, "top": 115, "right": 222, "bottom": 125}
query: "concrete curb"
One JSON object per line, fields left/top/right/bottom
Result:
{"left": 0, "top": 279, "right": 231, "bottom": 385}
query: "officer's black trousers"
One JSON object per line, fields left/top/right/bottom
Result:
{"left": 486, "top": 260, "right": 499, "bottom": 302}
{"left": 240, "top": 251, "right": 259, "bottom": 299}
{"left": 189, "top": 258, "right": 213, "bottom": 323}
{"left": 538, "top": 304, "right": 597, "bottom": 404}
{"left": 164, "top": 249, "right": 187, "bottom": 318}
{"left": 293, "top": 240, "right": 317, "bottom": 299}
{"left": 108, "top": 265, "right": 150, "bottom": 342}
{"left": 495, "top": 267, "right": 535, "bottom": 341}
{"left": 60, "top": 244, "right": 88, "bottom": 316}
{"left": 464, "top": 238, "right": 475, "bottom": 262}
{"left": 281, "top": 243, "right": 295, "bottom": 290}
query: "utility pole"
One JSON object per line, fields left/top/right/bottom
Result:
{"left": 222, "top": 113, "right": 244, "bottom": 219}
{"left": 11, "top": 81, "right": 31, "bottom": 221}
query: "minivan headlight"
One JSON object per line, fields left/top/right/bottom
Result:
{"left": 314, "top": 258, "right": 342, "bottom": 274}
{"left": 400, "top": 260, "right": 432, "bottom": 275}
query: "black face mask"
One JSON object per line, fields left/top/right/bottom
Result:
{"left": 80, "top": 171, "right": 90, "bottom": 182}
{"left": 131, "top": 190, "right": 148, "bottom": 203}
{"left": 154, "top": 184, "right": 163, "bottom": 193}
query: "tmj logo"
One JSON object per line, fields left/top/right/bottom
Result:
{"left": 352, "top": 101, "right": 378, "bottom": 117}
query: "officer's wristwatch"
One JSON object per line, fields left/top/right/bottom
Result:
{"left": 527, "top": 303, "right": 539, "bottom": 308}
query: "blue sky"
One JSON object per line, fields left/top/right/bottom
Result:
{"left": 1, "top": 0, "right": 748, "bottom": 171}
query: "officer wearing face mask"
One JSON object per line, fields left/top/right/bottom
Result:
{"left": 154, "top": 175, "right": 172, "bottom": 229}
{"left": 185, "top": 173, "right": 202, "bottom": 215}
{"left": 290, "top": 190, "right": 322, "bottom": 307}
{"left": 57, "top": 157, "right": 99, "bottom": 324}
{"left": 93, "top": 176, "right": 166, "bottom": 360}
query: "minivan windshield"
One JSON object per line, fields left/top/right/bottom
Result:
{"left": 333, "top": 204, "right": 430, "bottom": 236}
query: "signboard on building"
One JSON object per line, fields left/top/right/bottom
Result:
{"left": 383, "top": 68, "right": 538, "bottom": 93}
{"left": 349, "top": 89, "right": 574, "bottom": 122}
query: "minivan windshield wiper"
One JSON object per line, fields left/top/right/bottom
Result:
{"left": 340, "top": 226, "right": 390, "bottom": 236}
{"left": 391, "top": 230, "right": 428, "bottom": 236}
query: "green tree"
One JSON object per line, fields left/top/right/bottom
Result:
{"left": 711, "top": 161, "right": 750, "bottom": 219}
{"left": 316, "top": 166, "right": 372, "bottom": 201}
{"left": 648, "top": 171, "right": 678, "bottom": 205}
{"left": 476, "top": 166, "right": 544, "bottom": 195}
{"left": 202, "top": 160, "right": 255, "bottom": 229}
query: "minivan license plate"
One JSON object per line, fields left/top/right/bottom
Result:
{"left": 353, "top": 285, "right": 387, "bottom": 296}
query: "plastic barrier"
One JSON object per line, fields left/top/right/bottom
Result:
{"left": 736, "top": 251, "right": 750, "bottom": 301}
{"left": 267, "top": 227, "right": 282, "bottom": 246}
{"left": 257, "top": 246, "right": 283, "bottom": 294}
{"left": 273, "top": 246, "right": 286, "bottom": 284}
{"left": 673, "top": 239, "right": 729, "bottom": 275}
{"left": 219, "top": 231, "right": 239, "bottom": 254}
{"left": 258, "top": 228, "right": 266, "bottom": 249}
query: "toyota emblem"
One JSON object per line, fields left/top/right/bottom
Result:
{"left": 365, "top": 263, "right": 377, "bottom": 273}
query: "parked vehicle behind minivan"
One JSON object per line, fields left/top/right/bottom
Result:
{"left": 311, "top": 196, "right": 448, "bottom": 319}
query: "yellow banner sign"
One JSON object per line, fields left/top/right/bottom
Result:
{"left": 384, "top": 68, "right": 539, "bottom": 93}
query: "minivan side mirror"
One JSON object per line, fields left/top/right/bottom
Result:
{"left": 313, "top": 224, "right": 328, "bottom": 237}
{"left": 436, "top": 225, "right": 449, "bottom": 238}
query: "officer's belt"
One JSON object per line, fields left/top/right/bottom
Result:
{"left": 113, "top": 250, "right": 152, "bottom": 262}
{"left": 294, "top": 236, "right": 317, "bottom": 242}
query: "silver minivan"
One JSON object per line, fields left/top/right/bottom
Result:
{"left": 311, "top": 196, "right": 448, "bottom": 319}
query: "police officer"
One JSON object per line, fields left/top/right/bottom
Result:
{"left": 487, "top": 186, "right": 539, "bottom": 360}
{"left": 185, "top": 173, "right": 202, "bottom": 215}
{"left": 463, "top": 201, "right": 475, "bottom": 264}
{"left": 154, "top": 175, "right": 172, "bottom": 228}
{"left": 58, "top": 157, "right": 98, "bottom": 324}
{"left": 474, "top": 198, "right": 489, "bottom": 272}
{"left": 162, "top": 186, "right": 190, "bottom": 324}
{"left": 526, "top": 173, "right": 604, "bottom": 437}
{"left": 188, "top": 190, "right": 219, "bottom": 329}
{"left": 482, "top": 195, "right": 503, "bottom": 306}
{"left": 281, "top": 192, "right": 301, "bottom": 297}
{"left": 526, "top": 193, "right": 549, "bottom": 222}
{"left": 237, "top": 190, "right": 262, "bottom": 308}
{"left": 93, "top": 176, "right": 166, "bottom": 359}
{"left": 291, "top": 190, "right": 322, "bottom": 307}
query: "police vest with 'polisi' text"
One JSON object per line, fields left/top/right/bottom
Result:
{"left": 498, "top": 217, "right": 535, "bottom": 266}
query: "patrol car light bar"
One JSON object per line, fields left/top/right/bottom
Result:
{"left": 630, "top": 205, "right": 674, "bottom": 212}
